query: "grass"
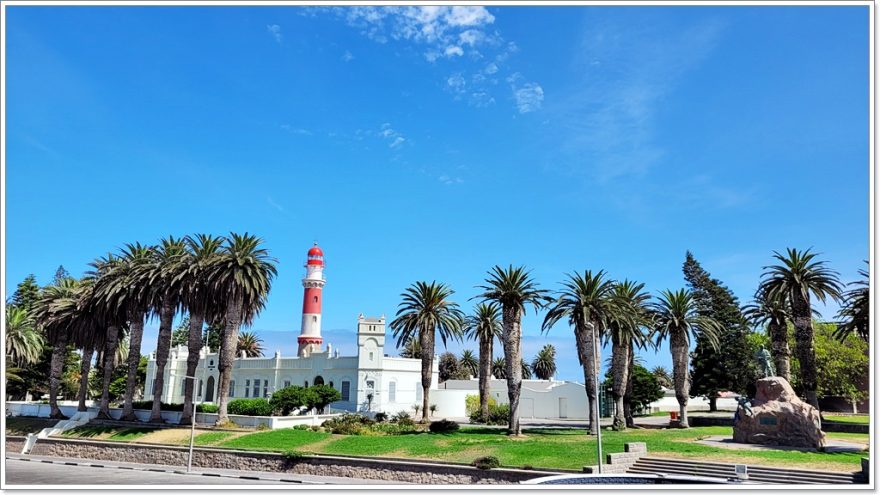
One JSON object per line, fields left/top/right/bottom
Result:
{"left": 191, "top": 431, "right": 236, "bottom": 446}
{"left": 825, "top": 415, "right": 870, "bottom": 425}
{"left": 208, "top": 426, "right": 868, "bottom": 472}
{"left": 61, "top": 425, "right": 155, "bottom": 442}
{"left": 5, "top": 417, "right": 57, "bottom": 435}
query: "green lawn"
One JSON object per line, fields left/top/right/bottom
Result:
{"left": 825, "top": 415, "right": 870, "bottom": 425}
{"left": 210, "top": 426, "right": 867, "bottom": 472}
{"left": 5, "top": 417, "right": 57, "bottom": 435}
{"left": 61, "top": 425, "right": 155, "bottom": 442}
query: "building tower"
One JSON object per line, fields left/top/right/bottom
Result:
{"left": 298, "top": 243, "right": 325, "bottom": 357}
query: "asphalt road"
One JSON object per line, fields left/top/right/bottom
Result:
{"left": 5, "top": 457, "right": 396, "bottom": 486}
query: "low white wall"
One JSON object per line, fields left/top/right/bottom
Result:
{"left": 428, "top": 389, "right": 472, "bottom": 418}
{"left": 647, "top": 396, "right": 739, "bottom": 413}
{"left": 6, "top": 401, "right": 339, "bottom": 430}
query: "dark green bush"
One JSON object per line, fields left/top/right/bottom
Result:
{"left": 270, "top": 386, "right": 312, "bottom": 416}
{"left": 199, "top": 404, "right": 219, "bottom": 414}
{"left": 429, "top": 419, "right": 460, "bottom": 433}
{"left": 392, "top": 411, "right": 414, "bottom": 426}
{"left": 293, "top": 424, "right": 310, "bottom": 430}
{"left": 468, "top": 403, "right": 510, "bottom": 426}
{"left": 227, "top": 398, "right": 273, "bottom": 416}
{"left": 472, "top": 456, "right": 501, "bottom": 470}
{"left": 282, "top": 450, "right": 308, "bottom": 460}
{"left": 374, "top": 412, "right": 388, "bottom": 423}
{"left": 322, "top": 413, "right": 374, "bottom": 435}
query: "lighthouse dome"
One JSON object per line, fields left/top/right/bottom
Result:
{"left": 308, "top": 244, "right": 324, "bottom": 257}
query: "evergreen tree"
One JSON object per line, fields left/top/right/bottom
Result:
{"left": 53, "top": 266, "right": 71, "bottom": 284}
{"left": 10, "top": 275, "right": 41, "bottom": 313}
{"left": 683, "top": 252, "right": 757, "bottom": 410}
{"left": 171, "top": 316, "right": 191, "bottom": 347}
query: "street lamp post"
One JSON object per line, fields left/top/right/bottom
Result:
{"left": 594, "top": 324, "right": 603, "bottom": 474}
{"left": 172, "top": 357, "right": 206, "bottom": 473}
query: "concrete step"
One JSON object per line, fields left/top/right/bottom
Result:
{"left": 635, "top": 457, "right": 858, "bottom": 480}
{"left": 630, "top": 458, "right": 859, "bottom": 484}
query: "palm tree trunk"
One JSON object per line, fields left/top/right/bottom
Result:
{"left": 670, "top": 328, "right": 690, "bottom": 428}
{"left": 148, "top": 301, "right": 176, "bottom": 422}
{"left": 97, "top": 325, "right": 119, "bottom": 419}
{"left": 180, "top": 312, "right": 205, "bottom": 425}
{"left": 624, "top": 346, "right": 635, "bottom": 428}
{"left": 77, "top": 345, "right": 95, "bottom": 411}
{"left": 48, "top": 332, "right": 70, "bottom": 419}
{"left": 216, "top": 295, "right": 243, "bottom": 425}
{"left": 419, "top": 328, "right": 434, "bottom": 423}
{"left": 575, "top": 319, "right": 599, "bottom": 435}
{"left": 479, "top": 336, "right": 492, "bottom": 422}
{"left": 768, "top": 320, "right": 791, "bottom": 383}
{"left": 610, "top": 337, "right": 629, "bottom": 431}
{"left": 121, "top": 314, "right": 146, "bottom": 421}
{"left": 502, "top": 305, "right": 522, "bottom": 436}
{"left": 791, "top": 292, "right": 819, "bottom": 409}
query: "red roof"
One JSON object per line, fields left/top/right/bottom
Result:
{"left": 308, "top": 243, "right": 323, "bottom": 257}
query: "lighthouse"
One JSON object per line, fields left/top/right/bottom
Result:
{"left": 298, "top": 243, "right": 325, "bottom": 357}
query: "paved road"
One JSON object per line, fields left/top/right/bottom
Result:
{"left": 5, "top": 456, "right": 397, "bottom": 486}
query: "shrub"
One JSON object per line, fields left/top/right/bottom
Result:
{"left": 310, "top": 425, "right": 322, "bottom": 432}
{"left": 270, "top": 386, "right": 310, "bottom": 416}
{"left": 199, "top": 404, "right": 219, "bottom": 414}
{"left": 310, "top": 384, "right": 342, "bottom": 413}
{"left": 282, "top": 450, "right": 308, "bottom": 460}
{"left": 392, "top": 411, "right": 415, "bottom": 427}
{"left": 472, "top": 456, "right": 501, "bottom": 470}
{"left": 228, "top": 398, "right": 273, "bottom": 416}
{"left": 374, "top": 412, "right": 388, "bottom": 423}
{"left": 293, "top": 424, "right": 310, "bottom": 430}
{"left": 322, "top": 413, "right": 373, "bottom": 435}
{"left": 469, "top": 402, "right": 509, "bottom": 426}
{"left": 465, "top": 395, "right": 497, "bottom": 416}
{"left": 256, "top": 423, "right": 270, "bottom": 431}
{"left": 429, "top": 419, "right": 460, "bottom": 433}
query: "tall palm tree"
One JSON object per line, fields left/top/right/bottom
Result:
{"left": 651, "top": 289, "right": 723, "bottom": 428}
{"left": 145, "top": 236, "right": 189, "bottom": 422}
{"left": 542, "top": 270, "right": 615, "bottom": 435}
{"left": 531, "top": 344, "right": 556, "bottom": 380}
{"left": 835, "top": 263, "right": 869, "bottom": 343}
{"left": 178, "top": 234, "right": 225, "bottom": 425}
{"left": 69, "top": 280, "right": 106, "bottom": 412}
{"left": 760, "top": 248, "right": 842, "bottom": 408}
{"left": 110, "top": 243, "right": 157, "bottom": 421}
{"left": 492, "top": 357, "right": 507, "bottom": 379}
{"left": 34, "top": 277, "right": 80, "bottom": 419}
{"left": 520, "top": 359, "right": 532, "bottom": 379}
{"left": 87, "top": 253, "right": 127, "bottom": 419}
{"left": 237, "top": 331, "right": 265, "bottom": 357}
{"left": 398, "top": 336, "right": 422, "bottom": 359}
{"left": 464, "top": 303, "right": 502, "bottom": 422}
{"left": 458, "top": 350, "right": 479, "bottom": 378}
{"left": 743, "top": 288, "right": 793, "bottom": 382}
{"left": 651, "top": 366, "right": 673, "bottom": 388}
{"left": 209, "top": 233, "right": 277, "bottom": 425}
{"left": 5, "top": 306, "right": 44, "bottom": 366}
{"left": 606, "top": 280, "right": 651, "bottom": 431}
{"left": 477, "top": 265, "right": 550, "bottom": 436}
{"left": 390, "top": 281, "right": 465, "bottom": 423}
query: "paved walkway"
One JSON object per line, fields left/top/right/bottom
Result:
{"left": 5, "top": 454, "right": 404, "bottom": 485}
{"left": 696, "top": 436, "right": 869, "bottom": 454}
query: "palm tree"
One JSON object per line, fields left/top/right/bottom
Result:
{"left": 520, "top": 359, "right": 532, "bottom": 379}
{"left": 209, "top": 233, "right": 277, "bottom": 425}
{"left": 399, "top": 336, "right": 422, "bottom": 359}
{"left": 835, "top": 263, "right": 868, "bottom": 343}
{"left": 5, "top": 306, "right": 44, "bottom": 366}
{"left": 390, "top": 281, "right": 465, "bottom": 423}
{"left": 178, "top": 234, "right": 225, "bottom": 425}
{"left": 145, "top": 236, "right": 189, "bottom": 422}
{"left": 87, "top": 253, "right": 127, "bottom": 419}
{"left": 650, "top": 289, "right": 723, "bottom": 428}
{"left": 492, "top": 357, "right": 507, "bottom": 379}
{"left": 743, "top": 288, "right": 793, "bottom": 382}
{"left": 651, "top": 366, "right": 673, "bottom": 388}
{"left": 34, "top": 277, "right": 80, "bottom": 419}
{"left": 477, "top": 265, "right": 550, "bottom": 436}
{"left": 109, "top": 243, "right": 157, "bottom": 421}
{"left": 531, "top": 344, "right": 556, "bottom": 380}
{"left": 458, "top": 350, "right": 478, "bottom": 378}
{"left": 69, "top": 279, "right": 106, "bottom": 412}
{"left": 464, "top": 303, "right": 502, "bottom": 422}
{"left": 237, "top": 331, "right": 265, "bottom": 357}
{"left": 542, "top": 270, "right": 615, "bottom": 435}
{"left": 605, "top": 280, "right": 651, "bottom": 431}
{"left": 760, "top": 248, "right": 842, "bottom": 408}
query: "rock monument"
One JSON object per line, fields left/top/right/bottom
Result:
{"left": 733, "top": 377, "right": 826, "bottom": 449}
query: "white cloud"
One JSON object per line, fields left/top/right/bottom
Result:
{"left": 444, "top": 45, "right": 464, "bottom": 57}
{"left": 438, "top": 174, "right": 464, "bottom": 185}
{"left": 512, "top": 82, "right": 544, "bottom": 113}
{"left": 379, "top": 123, "right": 407, "bottom": 149}
{"left": 389, "top": 136, "right": 406, "bottom": 149}
{"left": 280, "top": 124, "right": 312, "bottom": 135}
{"left": 484, "top": 62, "right": 498, "bottom": 74}
{"left": 342, "top": 50, "right": 354, "bottom": 62}
{"left": 266, "top": 24, "right": 283, "bottom": 44}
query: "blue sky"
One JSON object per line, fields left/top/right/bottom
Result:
{"left": 5, "top": 5, "right": 869, "bottom": 381}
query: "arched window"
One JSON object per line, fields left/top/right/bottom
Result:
{"left": 313, "top": 316, "right": 317, "bottom": 323}
{"left": 229, "top": 380, "right": 235, "bottom": 397}
{"left": 329, "top": 381, "right": 334, "bottom": 389}
{"left": 304, "top": 380, "right": 309, "bottom": 388}
{"left": 314, "top": 296, "right": 318, "bottom": 303}
{"left": 341, "top": 381, "right": 350, "bottom": 401}
{"left": 314, "top": 376, "right": 324, "bottom": 386}
{"left": 389, "top": 381, "right": 397, "bottom": 403}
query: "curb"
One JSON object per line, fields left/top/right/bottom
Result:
{"left": 6, "top": 455, "right": 315, "bottom": 484}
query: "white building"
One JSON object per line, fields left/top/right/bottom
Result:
{"left": 144, "top": 244, "right": 437, "bottom": 415}
{"left": 433, "top": 379, "right": 592, "bottom": 419}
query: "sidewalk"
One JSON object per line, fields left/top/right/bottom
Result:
{"left": 5, "top": 453, "right": 407, "bottom": 485}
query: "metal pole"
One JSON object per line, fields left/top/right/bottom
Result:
{"left": 595, "top": 326, "right": 603, "bottom": 474}
{"left": 187, "top": 357, "right": 206, "bottom": 473}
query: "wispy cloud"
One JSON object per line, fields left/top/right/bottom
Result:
{"left": 379, "top": 123, "right": 407, "bottom": 149}
{"left": 438, "top": 174, "right": 464, "bottom": 185}
{"left": 341, "top": 50, "right": 354, "bottom": 62}
{"left": 280, "top": 124, "right": 312, "bottom": 136}
{"left": 266, "top": 196, "right": 285, "bottom": 213}
{"left": 267, "top": 24, "right": 283, "bottom": 44}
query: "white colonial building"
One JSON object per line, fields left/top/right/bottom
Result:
{"left": 144, "top": 244, "right": 437, "bottom": 415}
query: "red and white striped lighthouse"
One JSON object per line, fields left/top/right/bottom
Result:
{"left": 297, "top": 243, "right": 325, "bottom": 357}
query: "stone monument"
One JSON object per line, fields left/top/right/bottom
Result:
{"left": 733, "top": 377, "right": 826, "bottom": 449}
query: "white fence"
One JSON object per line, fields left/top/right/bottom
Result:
{"left": 6, "top": 401, "right": 339, "bottom": 430}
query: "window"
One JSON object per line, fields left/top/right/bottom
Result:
{"left": 181, "top": 380, "right": 186, "bottom": 394}
{"left": 314, "top": 296, "right": 318, "bottom": 303}
{"left": 416, "top": 383, "right": 422, "bottom": 401}
{"left": 369, "top": 352, "right": 374, "bottom": 361}
{"left": 389, "top": 382, "right": 396, "bottom": 402}
{"left": 245, "top": 379, "right": 251, "bottom": 398}
{"left": 341, "top": 381, "right": 350, "bottom": 401}
{"left": 304, "top": 380, "right": 309, "bottom": 388}
{"left": 147, "top": 379, "right": 152, "bottom": 396}
{"left": 312, "top": 316, "right": 317, "bottom": 323}
{"left": 197, "top": 380, "right": 202, "bottom": 397}
{"left": 284, "top": 380, "right": 290, "bottom": 388}
{"left": 209, "top": 359, "right": 214, "bottom": 366}
{"left": 366, "top": 380, "right": 375, "bottom": 390}
{"left": 229, "top": 380, "right": 235, "bottom": 397}
{"left": 253, "top": 379, "right": 260, "bottom": 398}
{"left": 263, "top": 382, "right": 268, "bottom": 398}
{"left": 329, "top": 381, "right": 334, "bottom": 389}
